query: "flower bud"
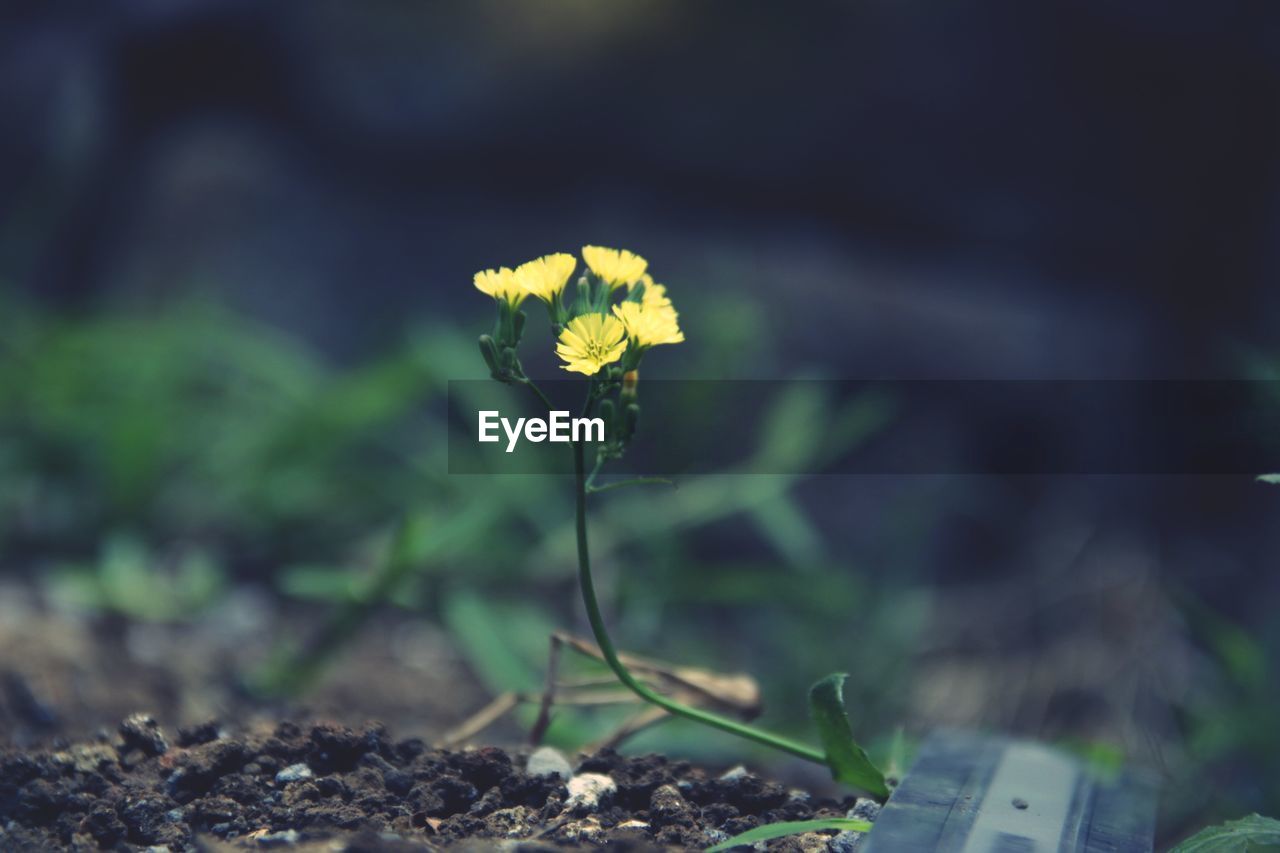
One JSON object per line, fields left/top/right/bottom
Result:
{"left": 478, "top": 335, "right": 499, "bottom": 373}
{"left": 622, "top": 402, "right": 640, "bottom": 441}
{"left": 598, "top": 398, "right": 616, "bottom": 435}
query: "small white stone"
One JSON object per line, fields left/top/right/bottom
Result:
{"left": 719, "top": 764, "right": 750, "bottom": 781}
{"left": 828, "top": 830, "right": 866, "bottom": 853}
{"left": 525, "top": 746, "right": 572, "bottom": 779}
{"left": 565, "top": 773, "right": 617, "bottom": 812}
{"left": 257, "top": 828, "right": 301, "bottom": 846}
{"left": 847, "top": 797, "right": 881, "bottom": 821}
{"left": 558, "top": 816, "right": 605, "bottom": 842}
{"left": 274, "top": 763, "right": 313, "bottom": 784}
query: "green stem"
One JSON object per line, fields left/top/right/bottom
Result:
{"left": 583, "top": 454, "right": 606, "bottom": 492}
{"left": 517, "top": 375, "right": 554, "bottom": 412}
{"left": 571, "top": 439, "right": 826, "bottom": 764}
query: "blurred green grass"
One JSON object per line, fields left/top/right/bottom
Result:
{"left": 0, "top": 288, "right": 920, "bottom": 757}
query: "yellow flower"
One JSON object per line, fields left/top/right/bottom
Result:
{"left": 612, "top": 300, "right": 685, "bottom": 348}
{"left": 474, "top": 267, "right": 527, "bottom": 307}
{"left": 516, "top": 253, "right": 577, "bottom": 303}
{"left": 633, "top": 273, "right": 673, "bottom": 310}
{"left": 556, "top": 312, "right": 628, "bottom": 375}
{"left": 582, "top": 245, "right": 648, "bottom": 289}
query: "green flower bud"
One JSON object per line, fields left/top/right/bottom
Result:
{"left": 598, "top": 398, "right": 616, "bottom": 435}
{"left": 478, "top": 335, "right": 499, "bottom": 373}
{"left": 623, "top": 402, "right": 640, "bottom": 441}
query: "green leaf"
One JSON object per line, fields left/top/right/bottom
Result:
{"left": 1259, "top": 474, "right": 1280, "bottom": 484}
{"left": 705, "top": 818, "right": 872, "bottom": 852}
{"left": 1171, "top": 814, "right": 1280, "bottom": 852}
{"left": 441, "top": 589, "right": 555, "bottom": 694}
{"left": 809, "top": 673, "right": 890, "bottom": 797}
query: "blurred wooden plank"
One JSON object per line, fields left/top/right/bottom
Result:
{"left": 863, "top": 731, "right": 1156, "bottom": 853}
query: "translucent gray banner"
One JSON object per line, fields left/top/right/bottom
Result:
{"left": 446, "top": 380, "right": 1280, "bottom": 476}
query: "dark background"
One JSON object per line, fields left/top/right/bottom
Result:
{"left": 3, "top": 1, "right": 1280, "bottom": 843}
{"left": 6, "top": 1, "right": 1280, "bottom": 374}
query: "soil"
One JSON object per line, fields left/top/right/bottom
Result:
{"left": 0, "top": 717, "right": 875, "bottom": 851}
{"left": 0, "top": 580, "right": 878, "bottom": 849}
{"left": 0, "top": 579, "right": 490, "bottom": 748}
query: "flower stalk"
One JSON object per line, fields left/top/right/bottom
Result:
{"left": 569, "top": 430, "right": 826, "bottom": 764}
{"left": 480, "top": 245, "right": 831, "bottom": 770}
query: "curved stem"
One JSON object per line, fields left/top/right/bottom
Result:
{"left": 517, "top": 376, "right": 555, "bottom": 412}
{"left": 571, "top": 439, "right": 826, "bottom": 764}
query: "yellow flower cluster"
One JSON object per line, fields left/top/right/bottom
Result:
{"left": 475, "top": 245, "right": 683, "bottom": 375}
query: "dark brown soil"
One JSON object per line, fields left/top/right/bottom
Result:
{"left": 0, "top": 717, "right": 873, "bottom": 851}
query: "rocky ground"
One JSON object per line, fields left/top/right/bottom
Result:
{"left": 0, "top": 716, "right": 879, "bottom": 851}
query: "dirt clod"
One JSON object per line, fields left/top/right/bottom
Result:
{"left": 119, "top": 713, "right": 168, "bottom": 757}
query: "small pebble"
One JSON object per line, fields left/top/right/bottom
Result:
{"left": 1012, "top": 797, "right": 1029, "bottom": 810}
{"left": 832, "top": 798, "right": 878, "bottom": 852}
{"left": 719, "top": 764, "right": 750, "bottom": 781}
{"left": 848, "top": 797, "right": 881, "bottom": 822}
{"left": 274, "top": 763, "right": 314, "bottom": 785}
{"left": 829, "top": 829, "right": 867, "bottom": 853}
{"left": 525, "top": 746, "right": 572, "bottom": 779}
{"left": 565, "top": 773, "right": 616, "bottom": 812}
{"left": 703, "top": 828, "right": 731, "bottom": 846}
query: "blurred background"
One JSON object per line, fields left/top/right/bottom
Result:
{"left": 2, "top": 2, "right": 1279, "bottom": 846}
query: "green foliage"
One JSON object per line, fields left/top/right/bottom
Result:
{"left": 249, "top": 516, "right": 433, "bottom": 697}
{"left": 704, "top": 818, "right": 872, "bottom": 852}
{"left": 809, "top": 673, "right": 889, "bottom": 797}
{"left": 441, "top": 588, "right": 555, "bottom": 694}
{"left": 1171, "top": 590, "right": 1280, "bottom": 828}
{"left": 0, "top": 289, "right": 936, "bottom": 780}
{"left": 0, "top": 293, "right": 458, "bottom": 559}
{"left": 49, "top": 536, "right": 225, "bottom": 622}
{"left": 1171, "top": 814, "right": 1280, "bottom": 852}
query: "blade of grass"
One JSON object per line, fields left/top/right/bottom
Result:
{"left": 705, "top": 818, "right": 872, "bottom": 852}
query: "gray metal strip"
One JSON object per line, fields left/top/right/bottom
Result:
{"left": 862, "top": 731, "right": 1156, "bottom": 853}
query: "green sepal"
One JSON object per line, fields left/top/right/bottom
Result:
{"left": 621, "top": 345, "right": 644, "bottom": 373}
